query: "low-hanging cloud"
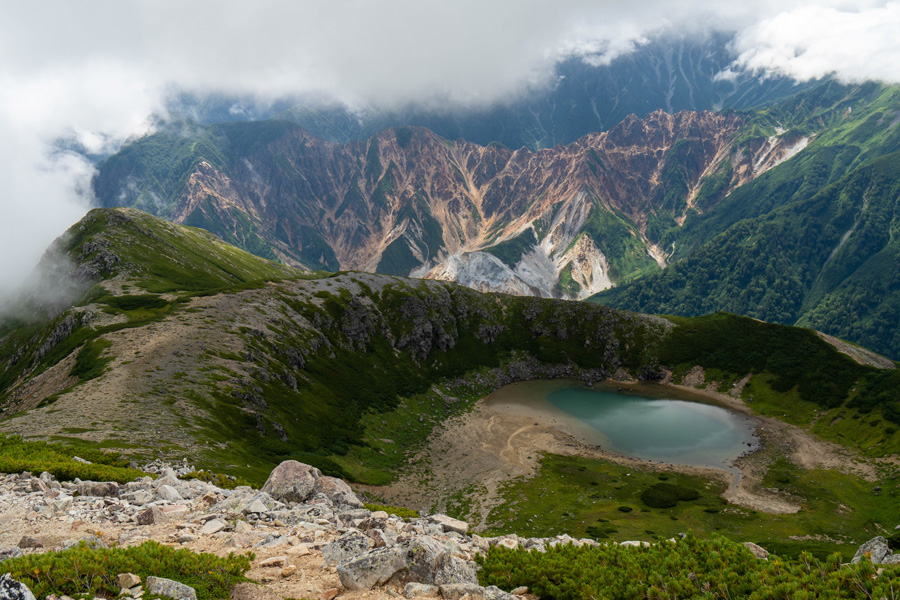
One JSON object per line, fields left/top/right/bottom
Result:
{"left": 1, "top": 0, "right": 899, "bottom": 299}
{"left": 731, "top": 2, "right": 900, "bottom": 82}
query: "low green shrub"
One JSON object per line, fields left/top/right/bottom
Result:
{"left": 363, "top": 502, "right": 420, "bottom": 521}
{"left": 3, "top": 540, "right": 252, "bottom": 600}
{"left": 585, "top": 524, "right": 618, "bottom": 539}
{"left": 477, "top": 533, "right": 892, "bottom": 600}
{"left": 0, "top": 434, "right": 147, "bottom": 483}
{"left": 640, "top": 483, "right": 700, "bottom": 508}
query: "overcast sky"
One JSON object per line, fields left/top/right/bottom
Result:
{"left": 1, "top": 0, "right": 899, "bottom": 295}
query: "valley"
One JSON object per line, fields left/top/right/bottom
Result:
{"left": 1, "top": 208, "right": 898, "bottom": 564}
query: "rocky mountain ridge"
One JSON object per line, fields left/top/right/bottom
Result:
{"left": 95, "top": 109, "right": 811, "bottom": 300}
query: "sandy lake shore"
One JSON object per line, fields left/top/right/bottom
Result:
{"left": 368, "top": 377, "right": 878, "bottom": 528}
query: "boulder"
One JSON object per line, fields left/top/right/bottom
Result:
{"left": 117, "top": 574, "right": 141, "bottom": 590}
{"left": 61, "top": 535, "right": 107, "bottom": 550}
{"left": 483, "top": 586, "right": 517, "bottom": 600}
{"left": 260, "top": 461, "right": 321, "bottom": 504}
{"left": 403, "top": 583, "right": 439, "bottom": 598}
{"left": 258, "top": 556, "right": 287, "bottom": 568}
{"left": 427, "top": 514, "right": 468, "bottom": 535}
{"left": 0, "top": 547, "right": 24, "bottom": 562}
{"left": 322, "top": 532, "right": 374, "bottom": 566}
{"left": 17, "top": 537, "right": 41, "bottom": 549}
{"left": 199, "top": 519, "right": 228, "bottom": 535}
{"left": 129, "top": 490, "right": 154, "bottom": 506}
{"left": 402, "top": 537, "right": 446, "bottom": 584}
{"left": 315, "top": 476, "right": 364, "bottom": 508}
{"left": 0, "top": 573, "right": 35, "bottom": 600}
{"left": 439, "top": 583, "right": 484, "bottom": 600}
{"left": 146, "top": 577, "right": 197, "bottom": 600}
{"left": 337, "top": 547, "right": 408, "bottom": 590}
{"left": 852, "top": 536, "right": 891, "bottom": 565}
{"left": 136, "top": 506, "right": 170, "bottom": 526}
{"left": 76, "top": 481, "right": 119, "bottom": 497}
{"left": 743, "top": 542, "right": 769, "bottom": 559}
{"left": 432, "top": 553, "right": 478, "bottom": 586}
{"left": 246, "top": 500, "right": 269, "bottom": 515}
{"left": 156, "top": 485, "right": 183, "bottom": 502}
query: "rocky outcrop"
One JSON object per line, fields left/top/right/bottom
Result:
{"left": 852, "top": 537, "right": 900, "bottom": 565}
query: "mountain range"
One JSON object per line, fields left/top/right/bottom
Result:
{"left": 95, "top": 76, "right": 900, "bottom": 359}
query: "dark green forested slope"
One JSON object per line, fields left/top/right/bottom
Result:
{"left": 594, "top": 84, "right": 900, "bottom": 359}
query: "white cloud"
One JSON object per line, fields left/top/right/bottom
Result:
{"left": 730, "top": 2, "right": 900, "bottom": 83}
{"left": 0, "top": 0, "right": 899, "bottom": 296}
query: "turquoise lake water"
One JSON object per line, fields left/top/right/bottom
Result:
{"left": 485, "top": 381, "right": 758, "bottom": 479}
{"left": 546, "top": 386, "right": 757, "bottom": 471}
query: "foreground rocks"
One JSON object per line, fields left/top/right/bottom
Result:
{"left": 0, "top": 460, "right": 538, "bottom": 600}
{"left": 0, "top": 459, "right": 791, "bottom": 600}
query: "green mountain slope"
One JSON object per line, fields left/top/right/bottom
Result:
{"left": 593, "top": 84, "right": 900, "bottom": 359}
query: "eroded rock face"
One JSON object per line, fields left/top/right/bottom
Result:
{"left": 97, "top": 110, "right": 747, "bottom": 296}
{"left": 260, "top": 460, "right": 321, "bottom": 504}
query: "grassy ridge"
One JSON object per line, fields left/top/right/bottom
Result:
{"left": 186, "top": 279, "right": 668, "bottom": 484}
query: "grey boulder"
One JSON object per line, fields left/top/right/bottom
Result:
{"left": 76, "top": 481, "right": 119, "bottom": 497}
{"left": 315, "top": 476, "right": 364, "bottom": 508}
{"left": 260, "top": 461, "right": 321, "bottom": 504}
{"left": 146, "top": 576, "right": 197, "bottom": 600}
{"left": 337, "top": 547, "right": 408, "bottom": 591}
{"left": 852, "top": 536, "right": 891, "bottom": 565}
{"left": 0, "top": 574, "right": 35, "bottom": 600}
{"left": 322, "top": 532, "right": 374, "bottom": 567}
{"left": 439, "top": 583, "right": 485, "bottom": 600}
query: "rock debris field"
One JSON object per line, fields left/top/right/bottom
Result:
{"left": 0, "top": 459, "right": 584, "bottom": 600}
{"left": 1, "top": 458, "right": 894, "bottom": 600}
